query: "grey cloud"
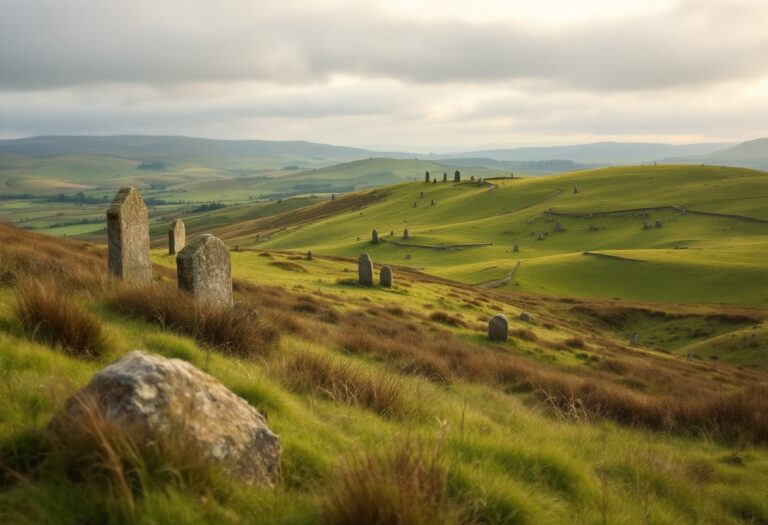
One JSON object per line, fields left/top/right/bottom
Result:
{"left": 1, "top": 0, "right": 767, "bottom": 92}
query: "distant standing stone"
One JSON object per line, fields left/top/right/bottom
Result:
{"left": 331, "top": 194, "right": 335, "bottom": 201}
{"left": 380, "top": 265, "right": 393, "bottom": 287}
{"left": 470, "top": 175, "right": 475, "bottom": 182}
{"left": 372, "top": 229, "right": 379, "bottom": 243}
{"left": 454, "top": 170, "right": 461, "bottom": 182}
{"left": 306, "top": 250, "right": 312, "bottom": 261}
{"left": 425, "top": 171, "right": 430, "bottom": 183}
{"left": 358, "top": 253, "right": 374, "bottom": 286}
{"left": 442, "top": 172, "right": 448, "bottom": 182}
{"left": 519, "top": 312, "right": 533, "bottom": 323}
{"left": 537, "top": 232, "right": 545, "bottom": 240}
{"left": 655, "top": 219, "right": 663, "bottom": 228}
{"left": 413, "top": 202, "right": 417, "bottom": 208}
{"left": 488, "top": 314, "right": 508, "bottom": 342}
{"left": 573, "top": 186, "right": 580, "bottom": 194}
{"left": 176, "top": 234, "right": 232, "bottom": 307}
{"left": 403, "top": 228, "right": 410, "bottom": 240}
{"left": 630, "top": 333, "right": 640, "bottom": 345}
{"left": 107, "top": 187, "right": 152, "bottom": 283}
{"left": 513, "top": 240, "right": 519, "bottom": 252}
{"left": 554, "top": 220, "right": 563, "bottom": 232}
{"left": 405, "top": 254, "right": 412, "bottom": 260}
{"left": 419, "top": 191, "right": 424, "bottom": 198}
{"left": 390, "top": 230, "right": 394, "bottom": 236}
{"left": 168, "top": 219, "right": 186, "bottom": 256}
{"left": 431, "top": 199, "right": 436, "bottom": 206}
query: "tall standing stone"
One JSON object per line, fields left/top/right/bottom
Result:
{"left": 442, "top": 172, "right": 448, "bottom": 182}
{"left": 425, "top": 171, "right": 430, "bottom": 183}
{"left": 488, "top": 314, "right": 508, "bottom": 342}
{"left": 454, "top": 170, "right": 461, "bottom": 182}
{"left": 168, "top": 219, "right": 186, "bottom": 255}
{"left": 358, "top": 253, "right": 374, "bottom": 286}
{"left": 107, "top": 187, "right": 152, "bottom": 283}
{"left": 331, "top": 194, "right": 336, "bottom": 201}
{"left": 176, "top": 234, "right": 232, "bottom": 307}
{"left": 372, "top": 229, "right": 379, "bottom": 243}
{"left": 403, "top": 228, "right": 410, "bottom": 240}
{"left": 306, "top": 250, "right": 312, "bottom": 261}
{"left": 380, "top": 265, "right": 393, "bottom": 287}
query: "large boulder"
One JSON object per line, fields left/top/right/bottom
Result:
{"left": 488, "top": 314, "right": 508, "bottom": 342}
{"left": 49, "top": 351, "right": 280, "bottom": 485}
{"left": 176, "top": 234, "right": 233, "bottom": 307}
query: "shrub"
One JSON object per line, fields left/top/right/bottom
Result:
{"left": 322, "top": 439, "right": 461, "bottom": 525}
{"left": 107, "top": 284, "right": 278, "bottom": 358}
{"left": 429, "top": 311, "right": 466, "bottom": 327}
{"left": 14, "top": 279, "right": 109, "bottom": 357}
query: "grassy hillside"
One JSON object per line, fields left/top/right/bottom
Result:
{"left": 2, "top": 225, "right": 768, "bottom": 524}
{"left": 221, "top": 165, "right": 768, "bottom": 308}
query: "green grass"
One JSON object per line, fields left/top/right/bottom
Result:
{"left": 244, "top": 164, "right": 768, "bottom": 306}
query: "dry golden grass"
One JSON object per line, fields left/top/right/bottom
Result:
{"left": 14, "top": 279, "right": 109, "bottom": 358}
{"left": 322, "top": 438, "right": 461, "bottom": 525}
{"left": 107, "top": 283, "right": 279, "bottom": 358}
{"left": 275, "top": 351, "right": 405, "bottom": 418}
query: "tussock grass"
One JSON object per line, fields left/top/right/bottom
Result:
{"left": 322, "top": 438, "right": 462, "bottom": 525}
{"left": 14, "top": 279, "right": 109, "bottom": 358}
{"left": 107, "top": 283, "right": 279, "bottom": 358}
{"left": 275, "top": 351, "right": 405, "bottom": 418}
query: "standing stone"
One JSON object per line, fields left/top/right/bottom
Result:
{"left": 537, "top": 232, "right": 545, "bottom": 240}
{"left": 554, "top": 220, "right": 563, "bottom": 232}
{"left": 380, "top": 265, "right": 393, "bottom": 288}
{"left": 488, "top": 314, "right": 508, "bottom": 342}
{"left": 413, "top": 202, "right": 417, "bottom": 208}
{"left": 358, "top": 253, "right": 374, "bottom": 286}
{"left": 168, "top": 219, "right": 186, "bottom": 256}
{"left": 431, "top": 199, "right": 436, "bottom": 206}
{"left": 442, "top": 172, "right": 448, "bottom": 182}
{"left": 432, "top": 179, "right": 437, "bottom": 184}
{"left": 519, "top": 312, "right": 533, "bottom": 323}
{"left": 454, "top": 170, "right": 461, "bottom": 182}
{"left": 419, "top": 191, "right": 424, "bottom": 198}
{"left": 306, "top": 250, "right": 312, "bottom": 261}
{"left": 372, "top": 229, "right": 379, "bottom": 243}
{"left": 470, "top": 175, "right": 475, "bottom": 182}
{"left": 630, "top": 333, "right": 640, "bottom": 346}
{"left": 49, "top": 351, "right": 280, "bottom": 486}
{"left": 176, "top": 234, "right": 232, "bottom": 307}
{"left": 331, "top": 194, "right": 336, "bottom": 201}
{"left": 107, "top": 187, "right": 152, "bottom": 283}
{"left": 513, "top": 240, "right": 519, "bottom": 252}
{"left": 403, "top": 228, "right": 410, "bottom": 240}
{"left": 573, "top": 186, "right": 580, "bottom": 194}
{"left": 655, "top": 219, "right": 663, "bottom": 228}
{"left": 425, "top": 171, "right": 430, "bottom": 183}
{"left": 390, "top": 230, "right": 394, "bottom": 236}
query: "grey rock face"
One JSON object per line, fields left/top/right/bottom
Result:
{"left": 176, "top": 234, "right": 232, "bottom": 307}
{"left": 50, "top": 351, "right": 280, "bottom": 485}
{"left": 372, "top": 229, "right": 379, "bottom": 243}
{"left": 488, "top": 314, "right": 508, "bottom": 342}
{"left": 168, "top": 219, "right": 186, "bottom": 255}
{"left": 358, "top": 253, "right": 374, "bottom": 286}
{"left": 380, "top": 265, "right": 393, "bottom": 287}
{"left": 107, "top": 187, "right": 152, "bottom": 283}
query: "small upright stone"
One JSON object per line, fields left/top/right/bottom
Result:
{"left": 176, "top": 234, "right": 232, "bottom": 307}
{"left": 425, "top": 171, "right": 431, "bottom": 183}
{"left": 358, "top": 253, "right": 374, "bottom": 286}
{"left": 573, "top": 186, "right": 580, "bottom": 194}
{"left": 431, "top": 199, "right": 436, "bottom": 206}
{"left": 380, "top": 265, "right": 393, "bottom": 287}
{"left": 520, "top": 312, "right": 533, "bottom": 323}
{"left": 419, "top": 191, "right": 424, "bottom": 198}
{"left": 513, "top": 240, "right": 519, "bottom": 252}
{"left": 403, "top": 228, "right": 410, "bottom": 240}
{"left": 630, "top": 333, "right": 640, "bottom": 346}
{"left": 372, "top": 229, "right": 379, "bottom": 243}
{"left": 488, "top": 314, "right": 508, "bottom": 342}
{"left": 390, "top": 230, "right": 394, "bottom": 236}
{"left": 454, "top": 170, "right": 461, "bottom": 182}
{"left": 442, "top": 172, "right": 448, "bottom": 182}
{"left": 554, "top": 220, "right": 563, "bottom": 232}
{"left": 655, "top": 219, "right": 663, "bottom": 228}
{"left": 107, "top": 187, "right": 152, "bottom": 283}
{"left": 331, "top": 194, "right": 336, "bottom": 201}
{"left": 168, "top": 219, "right": 186, "bottom": 255}
{"left": 306, "top": 250, "right": 312, "bottom": 261}
{"left": 413, "top": 202, "right": 418, "bottom": 208}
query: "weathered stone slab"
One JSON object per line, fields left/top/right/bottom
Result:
{"left": 358, "top": 253, "right": 374, "bottom": 286}
{"left": 176, "top": 234, "right": 232, "bottom": 307}
{"left": 454, "top": 170, "right": 461, "bottom": 182}
{"left": 380, "top": 265, "right": 393, "bottom": 287}
{"left": 168, "top": 219, "right": 186, "bottom": 255}
{"left": 488, "top": 314, "right": 508, "bottom": 341}
{"left": 107, "top": 187, "right": 152, "bottom": 283}
{"left": 49, "top": 351, "right": 280, "bottom": 485}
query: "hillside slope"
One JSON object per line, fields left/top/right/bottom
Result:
{"left": 228, "top": 165, "right": 768, "bottom": 307}
{"left": 1, "top": 224, "right": 768, "bottom": 524}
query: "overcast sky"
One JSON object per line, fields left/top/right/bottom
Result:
{"left": 1, "top": 0, "right": 767, "bottom": 151}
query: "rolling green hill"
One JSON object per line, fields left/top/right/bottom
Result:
{"left": 212, "top": 164, "right": 768, "bottom": 308}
